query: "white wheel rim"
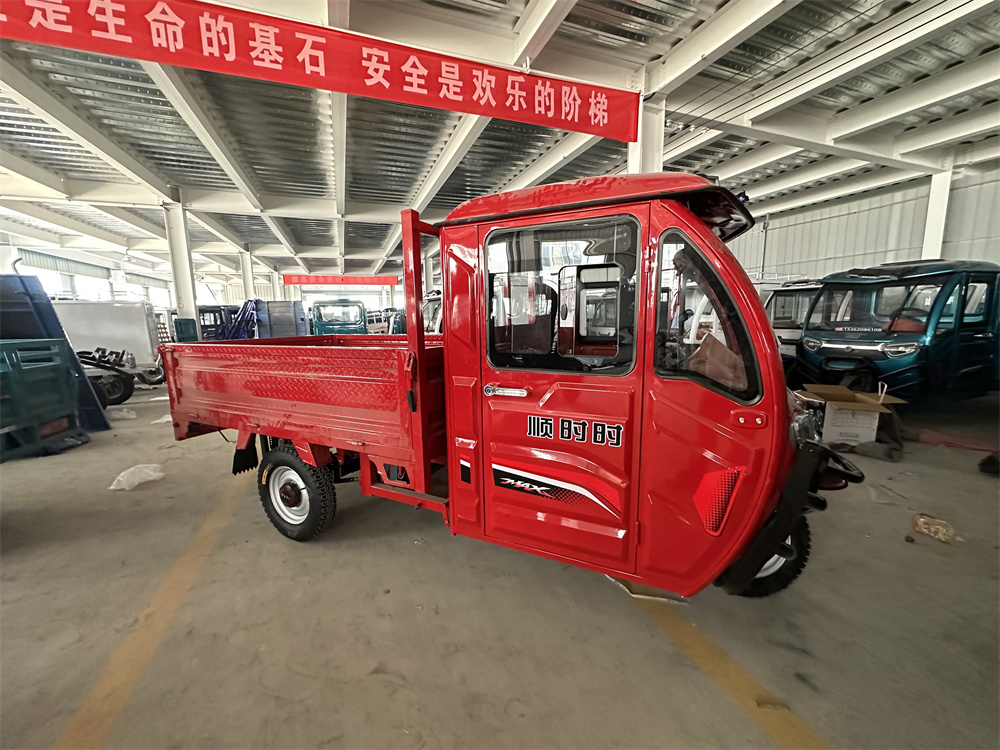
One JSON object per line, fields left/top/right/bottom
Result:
{"left": 755, "top": 535, "right": 793, "bottom": 579}
{"left": 268, "top": 466, "right": 310, "bottom": 525}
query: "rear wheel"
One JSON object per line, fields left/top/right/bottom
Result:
{"left": 257, "top": 444, "right": 336, "bottom": 541}
{"left": 738, "top": 516, "right": 811, "bottom": 598}
{"left": 102, "top": 373, "right": 135, "bottom": 405}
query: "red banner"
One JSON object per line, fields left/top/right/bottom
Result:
{"left": 283, "top": 275, "right": 398, "bottom": 286}
{"left": 0, "top": 0, "right": 639, "bottom": 142}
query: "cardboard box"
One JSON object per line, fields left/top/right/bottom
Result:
{"left": 794, "top": 384, "right": 906, "bottom": 446}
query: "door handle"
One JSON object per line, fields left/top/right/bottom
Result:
{"left": 483, "top": 384, "right": 530, "bottom": 397}
{"left": 972, "top": 332, "right": 994, "bottom": 339}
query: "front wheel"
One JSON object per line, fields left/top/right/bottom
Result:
{"left": 102, "top": 373, "right": 135, "bottom": 405}
{"left": 738, "top": 516, "right": 811, "bottom": 598}
{"left": 257, "top": 444, "right": 337, "bottom": 541}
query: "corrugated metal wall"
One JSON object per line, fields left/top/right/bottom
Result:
{"left": 942, "top": 167, "right": 1000, "bottom": 261}
{"left": 728, "top": 167, "right": 999, "bottom": 280}
{"left": 729, "top": 181, "right": 931, "bottom": 281}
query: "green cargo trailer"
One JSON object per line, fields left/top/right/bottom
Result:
{"left": 1, "top": 339, "right": 88, "bottom": 462}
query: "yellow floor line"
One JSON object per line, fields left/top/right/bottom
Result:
{"left": 53, "top": 474, "right": 251, "bottom": 750}
{"left": 637, "top": 599, "right": 830, "bottom": 750}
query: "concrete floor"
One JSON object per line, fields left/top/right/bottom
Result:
{"left": 1, "top": 389, "right": 997, "bottom": 749}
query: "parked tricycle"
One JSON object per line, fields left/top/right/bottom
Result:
{"left": 797, "top": 260, "right": 999, "bottom": 401}
{"left": 162, "top": 173, "right": 864, "bottom": 599}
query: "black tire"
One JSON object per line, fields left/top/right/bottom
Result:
{"left": 257, "top": 444, "right": 337, "bottom": 541}
{"left": 103, "top": 374, "right": 135, "bottom": 405}
{"left": 87, "top": 377, "right": 109, "bottom": 410}
{"left": 738, "top": 516, "right": 811, "bottom": 598}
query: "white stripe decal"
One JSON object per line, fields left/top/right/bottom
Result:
{"left": 459, "top": 459, "right": 470, "bottom": 468}
{"left": 492, "top": 463, "right": 617, "bottom": 516}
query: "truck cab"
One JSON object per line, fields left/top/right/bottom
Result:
{"left": 797, "top": 260, "right": 999, "bottom": 401}
{"left": 163, "top": 173, "right": 862, "bottom": 600}
{"left": 310, "top": 298, "right": 368, "bottom": 335}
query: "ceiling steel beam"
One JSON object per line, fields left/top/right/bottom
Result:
{"left": 895, "top": 103, "right": 1000, "bottom": 154}
{"left": 0, "top": 148, "right": 67, "bottom": 196}
{"left": 830, "top": 50, "right": 1000, "bottom": 141}
{"left": 0, "top": 54, "right": 175, "bottom": 201}
{"left": 645, "top": 0, "right": 800, "bottom": 98}
{"left": 0, "top": 218, "right": 62, "bottom": 245}
{"left": 746, "top": 157, "right": 869, "bottom": 200}
{"left": 712, "top": 144, "right": 803, "bottom": 181}
{"left": 261, "top": 215, "right": 309, "bottom": 272}
{"left": 744, "top": 0, "right": 996, "bottom": 123}
{"left": 91, "top": 206, "right": 166, "bottom": 239}
{"left": 955, "top": 138, "right": 1000, "bottom": 168}
{"left": 752, "top": 169, "right": 925, "bottom": 215}
{"left": 513, "top": 0, "right": 577, "bottom": 67}
{"left": 0, "top": 200, "right": 130, "bottom": 249}
{"left": 662, "top": 129, "right": 723, "bottom": 166}
{"left": 141, "top": 63, "right": 263, "bottom": 209}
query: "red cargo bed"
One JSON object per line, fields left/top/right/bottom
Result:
{"left": 162, "top": 333, "right": 446, "bottom": 488}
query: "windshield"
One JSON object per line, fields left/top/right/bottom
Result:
{"left": 767, "top": 289, "right": 816, "bottom": 329}
{"left": 316, "top": 304, "right": 362, "bottom": 323}
{"left": 807, "top": 281, "right": 945, "bottom": 334}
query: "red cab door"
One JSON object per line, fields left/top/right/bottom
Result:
{"left": 478, "top": 205, "right": 648, "bottom": 572}
{"left": 636, "top": 200, "right": 788, "bottom": 597}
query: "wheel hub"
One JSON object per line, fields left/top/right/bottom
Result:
{"left": 278, "top": 482, "right": 302, "bottom": 508}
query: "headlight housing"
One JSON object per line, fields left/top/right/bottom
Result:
{"left": 881, "top": 342, "right": 920, "bottom": 358}
{"left": 802, "top": 337, "right": 822, "bottom": 353}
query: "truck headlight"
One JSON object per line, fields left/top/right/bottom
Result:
{"left": 882, "top": 342, "right": 920, "bottom": 358}
{"left": 802, "top": 337, "right": 822, "bottom": 352}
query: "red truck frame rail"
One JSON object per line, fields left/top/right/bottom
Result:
{"left": 162, "top": 173, "right": 862, "bottom": 599}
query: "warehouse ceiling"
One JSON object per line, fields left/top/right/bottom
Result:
{"left": 0, "top": 0, "right": 997, "bottom": 286}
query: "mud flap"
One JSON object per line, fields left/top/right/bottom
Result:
{"left": 232, "top": 433, "right": 258, "bottom": 475}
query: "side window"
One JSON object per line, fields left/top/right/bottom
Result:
{"left": 961, "top": 279, "right": 992, "bottom": 328}
{"left": 936, "top": 285, "right": 961, "bottom": 332}
{"left": 654, "top": 231, "right": 760, "bottom": 402}
{"left": 486, "top": 216, "right": 638, "bottom": 374}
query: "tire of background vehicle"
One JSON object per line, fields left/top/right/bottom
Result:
{"left": 104, "top": 374, "right": 135, "bottom": 406}
{"left": 86, "top": 377, "right": 108, "bottom": 410}
{"left": 738, "top": 516, "right": 811, "bottom": 598}
{"left": 257, "top": 444, "right": 337, "bottom": 542}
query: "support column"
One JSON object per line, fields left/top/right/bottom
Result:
{"left": 163, "top": 202, "right": 201, "bottom": 339}
{"left": 240, "top": 252, "right": 255, "bottom": 300}
{"left": 921, "top": 170, "right": 952, "bottom": 260}
{"left": 270, "top": 271, "right": 282, "bottom": 301}
{"left": 627, "top": 100, "right": 665, "bottom": 174}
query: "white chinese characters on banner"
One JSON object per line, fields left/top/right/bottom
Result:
{"left": 589, "top": 91, "right": 608, "bottom": 127}
{"left": 472, "top": 69, "right": 496, "bottom": 107}
{"left": 89, "top": 0, "right": 131, "bottom": 42}
{"left": 561, "top": 85, "right": 581, "bottom": 123}
{"left": 362, "top": 47, "right": 390, "bottom": 89}
{"left": 506, "top": 75, "right": 526, "bottom": 112}
{"left": 535, "top": 80, "right": 555, "bottom": 118}
{"left": 249, "top": 22, "right": 283, "bottom": 69}
{"left": 295, "top": 32, "right": 325, "bottom": 76}
{"left": 401, "top": 55, "right": 428, "bottom": 94}
{"left": 145, "top": 1, "right": 185, "bottom": 52}
{"left": 199, "top": 12, "right": 235, "bottom": 61}
{"left": 26, "top": 0, "right": 72, "bottom": 33}
{"left": 438, "top": 61, "right": 462, "bottom": 101}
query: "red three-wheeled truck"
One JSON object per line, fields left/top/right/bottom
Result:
{"left": 162, "top": 173, "right": 863, "bottom": 599}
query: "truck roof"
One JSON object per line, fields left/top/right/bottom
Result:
{"left": 822, "top": 259, "right": 1000, "bottom": 284}
{"left": 440, "top": 173, "right": 755, "bottom": 242}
